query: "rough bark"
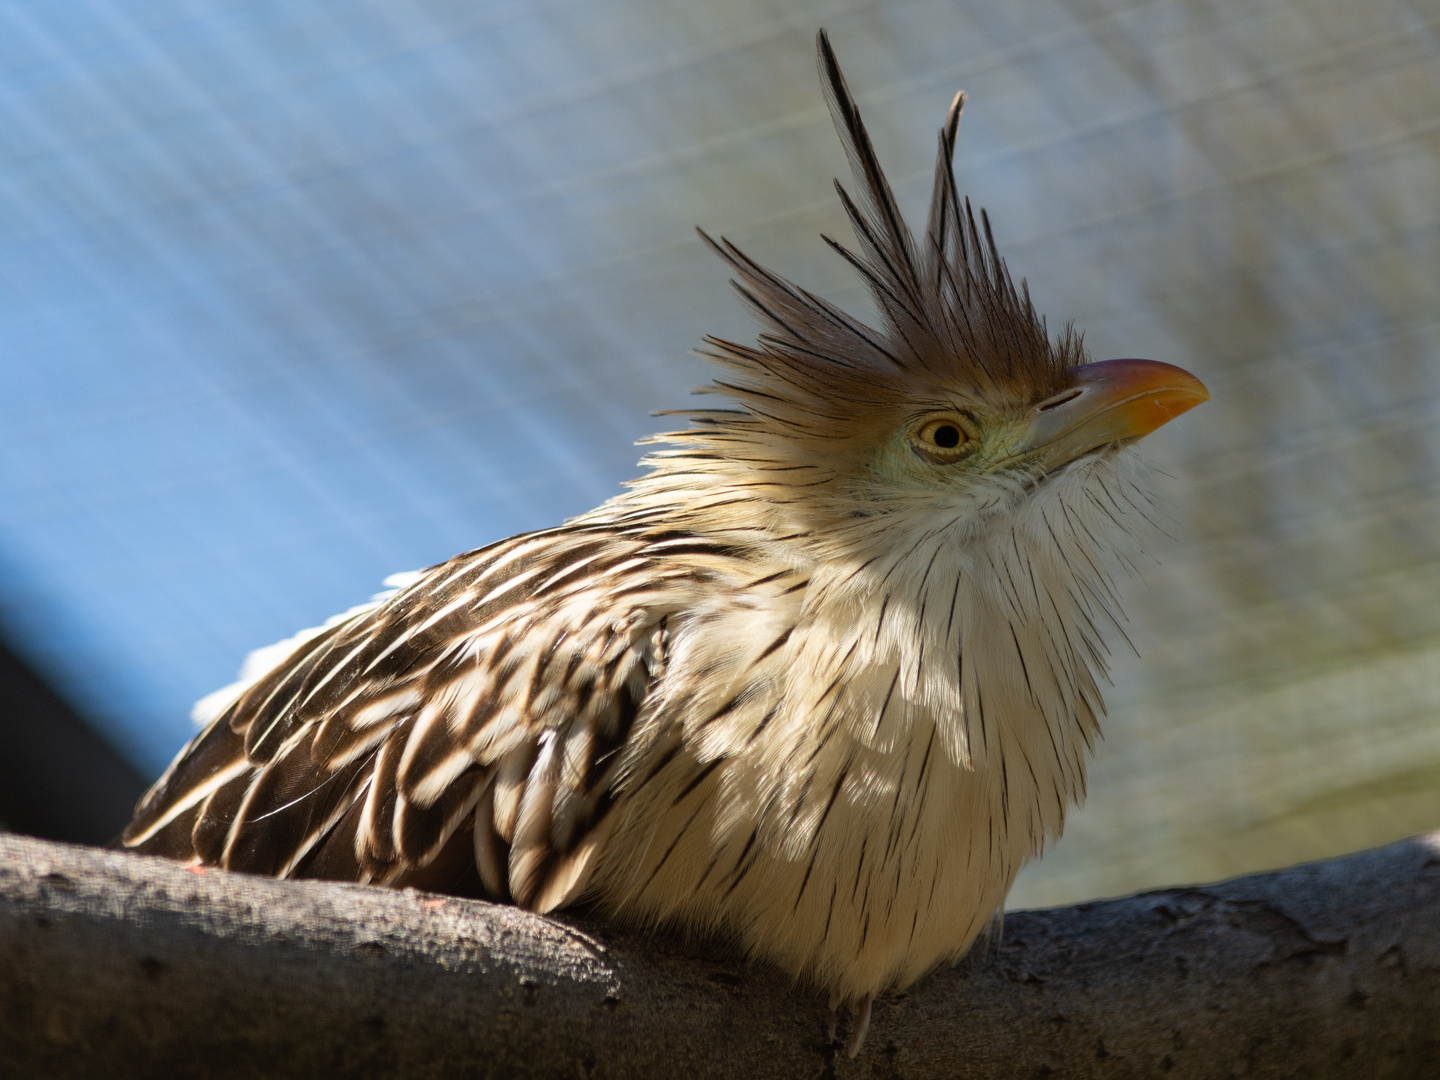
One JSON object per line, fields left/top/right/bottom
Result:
{"left": 0, "top": 830, "right": 1436, "bottom": 1079}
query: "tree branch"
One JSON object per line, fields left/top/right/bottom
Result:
{"left": 2, "top": 831, "right": 1437, "bottom": 1078}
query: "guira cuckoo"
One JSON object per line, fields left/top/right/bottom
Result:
{"left": 122, "top": 30, "right": 1208, "bottom": 1056}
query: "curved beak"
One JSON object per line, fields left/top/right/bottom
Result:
{"left": 1006, "top": 358, "right": 1209, "bottom": 472}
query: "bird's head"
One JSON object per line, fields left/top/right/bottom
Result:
{"left": 637, "top": 31, "right": 1207, "bottom": 557}
{"left": 852, "top": 356, "right": 1207, "bottom": 512}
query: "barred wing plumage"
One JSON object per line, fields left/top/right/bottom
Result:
{"left": 122, "top": 523, "right": 745, "bottom": 912}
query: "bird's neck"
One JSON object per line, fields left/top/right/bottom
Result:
{"left": 600, "top": 450, "right": 1152, "bottom": 790}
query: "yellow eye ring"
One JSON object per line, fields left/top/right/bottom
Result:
{"left": 911, "top": 414, "right": 973, "bottom": 463}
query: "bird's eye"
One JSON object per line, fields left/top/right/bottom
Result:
{"left": 911, "top": 415, "right": 973, "bottom": 463}
{"left": 930, "top": 423, "right": 962, "bottom": 448}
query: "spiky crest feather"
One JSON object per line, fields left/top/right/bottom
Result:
{"left": 671, "top": 29, "right": 1084, "bottom": 487}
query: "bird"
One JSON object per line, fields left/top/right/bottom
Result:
{"left": 120, "top": 30, "right": 1208, "bottom": 1056}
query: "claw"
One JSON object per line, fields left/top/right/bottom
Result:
{"left": 846, "top": 994, "right": 873, "bottom": 1058}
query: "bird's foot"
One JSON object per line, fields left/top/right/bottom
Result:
{"left": 826, "top": 990, "right": 841, "bottom": 1042}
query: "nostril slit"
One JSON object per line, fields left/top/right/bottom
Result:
{"left": 1038, "top": 389, "right": 1083, "bottom": 412}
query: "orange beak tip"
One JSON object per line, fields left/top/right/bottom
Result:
{"left": 1075, "top": 358, "right": 1209, "bottom": 440}
{"left": 1015, "top": 358, "right": 1209, "bottom": 468}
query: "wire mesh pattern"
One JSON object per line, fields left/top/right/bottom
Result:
{"left": 0, "top": 0, "right": 1435, "bottom": 906}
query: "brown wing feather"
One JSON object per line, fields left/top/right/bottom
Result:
{"left": 121, "top": 523, "right": 712, "bottom": 911}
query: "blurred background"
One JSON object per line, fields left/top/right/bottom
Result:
{"left": 0, "top": 0, "right": 1436, "bottom": 907}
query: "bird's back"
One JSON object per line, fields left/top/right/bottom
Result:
{"left": 122, "top": 522, "right": 768, "bottom": 909}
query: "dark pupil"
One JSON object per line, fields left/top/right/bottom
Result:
{"left": 933, "top": 424, "right": 960, "bottom": 448}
